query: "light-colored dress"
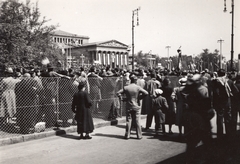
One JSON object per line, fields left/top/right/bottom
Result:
{"left": 0, "top": 77, "right": 21, "bottom": 117}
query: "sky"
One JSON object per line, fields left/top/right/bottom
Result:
{"left": 27, "top": 0, "right": 239, "bottom": 60}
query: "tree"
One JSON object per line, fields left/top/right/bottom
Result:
{"left": 135, "top": 51, "right": 148, "bottom": 68}
{"left": 0, "top": 0, "right": 62, "bottom": 69}
{"left": 199, "top": 49, "right": 219, "bottom": 72}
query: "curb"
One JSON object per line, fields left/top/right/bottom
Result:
{"left": 0, "top": 115, "right": 147, "bottom": 146}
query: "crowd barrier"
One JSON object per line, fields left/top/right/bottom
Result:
{"left": 0, "top": 76, "right": 128, "bottom": 139}
{"left": 0, "top": 75, "right": 180, "bottom": 139}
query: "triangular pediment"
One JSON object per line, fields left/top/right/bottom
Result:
{"left": 98, "top": 40, "right": 128, "bottom": 48}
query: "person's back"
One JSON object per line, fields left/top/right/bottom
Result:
{"left": 124, "top": 83, "right": 143, "bottom": 111}
{"left": 117, "top": 75, "right": 148, "bottom": 139}
{"left": 147, "top": 74, "right": 160, "bottom": 96}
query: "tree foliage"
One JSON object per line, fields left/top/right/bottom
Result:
{"left": 196, "top": 48, "right": 220, "bottom": 72}
{"left": 0, "top": 0, "right": 61, "bottom": 68}
{"left": 135, "top": 51, "right": 148, "bottom": 68}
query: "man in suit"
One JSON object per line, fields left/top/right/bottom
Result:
{"left": 145, "top": 72, "right": 161, "bottom": 130}
{"left": 117, "top": 74, "right": 148, "bottom": 139}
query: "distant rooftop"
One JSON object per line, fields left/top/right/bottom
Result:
{"left": 51, "top": 30, "right": 89, "bottom": 39}
{"left": 82, "top": 40, "right": 128, "bottom": 47}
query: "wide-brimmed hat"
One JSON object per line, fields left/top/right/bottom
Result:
{"left": 5, "top": 67, "right": 13, "bottom": 74}
{"left": 187, "top": 74, "right": 201, "bottom": 85}
{"left": 155, "top": 89, "right": 163, "bottom": 95}
{"left": 178, "top": 78, "right": 187, "bottom": 86}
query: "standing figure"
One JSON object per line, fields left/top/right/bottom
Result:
{"left": 145, "top": 72, "right": 161, "bottom": 130}
{"left": 15, "top": 73, "right": 38, "bottom": 134}
{"left": 171, "top": 77, "right": 188, "bottom": 136}
{"left": 161, "top": 77, "right": 175, "bottom": 134}
{"left": 152, "top": 89, "right": 169, "bottom": 136}
{"left": 0, "top": 68, "right": 21, "bottom": 124}
{"left": 117, "top": 75, "right": 148, "bottom": 139}
{"left": 232, "top": 74, "right": 240, "bottom": 136}
{"left": 183, "top": 74, "right": 213, "bottom": 163}
{"left": 58, "top": 70, "right": 75, "bottom": 127}
{"left": 72, "top": 81, "right": 94, "bottom": 139}
{"left": 100, "top": 71, "right": 116, "bottom": 118}
{"left": 212, "top": 69, "right": 232, "bottom": 141}
{"left": 88, "top": 66, "right": 102, "bottom": 114}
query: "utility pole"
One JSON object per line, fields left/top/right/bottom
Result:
{"left": 165, "top": 46, "right": 171, "bottom": 70}
{"left": 224, "top": 0, "right": 235, "bottom": 69}
{"left": 218, "top": 38, "right": 224, "bottom": 69}
{"left": 132, "top": 7, "right": 140, "bottom": 71}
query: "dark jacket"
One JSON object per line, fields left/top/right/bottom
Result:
{"left": 72, "top": 90, "right": 94, "bottom": 133}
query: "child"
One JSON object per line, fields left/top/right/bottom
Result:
{"left": 152, "top": 89, "right": 169, "bottom": 136}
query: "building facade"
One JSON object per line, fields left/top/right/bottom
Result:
{"left": 51, "top": 30, "right": 129, "bottom": 69}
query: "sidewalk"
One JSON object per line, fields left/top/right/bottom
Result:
{"left": 0, "top": 115, "right": 147, "bottom": 146}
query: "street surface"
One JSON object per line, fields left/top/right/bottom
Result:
{"left": 0, "top": 115, "right": 239, "bottom": 164}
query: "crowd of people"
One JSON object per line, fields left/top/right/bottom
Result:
{"left": 0, "top": 64, "right": 240, "bottom": 161}
{"left": 117, "top": 67, "right": 240, "bottom": 163}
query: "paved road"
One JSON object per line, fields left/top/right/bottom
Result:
{"left": 0, "top": 116, "right": 239, "bottom": 164}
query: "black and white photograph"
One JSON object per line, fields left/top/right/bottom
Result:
{"left": 0, "top": 0, "right": 240, "bottom": 163}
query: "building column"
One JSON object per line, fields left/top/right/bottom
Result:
{"left": 98, "top": 51, "right": 101, "bottom": 65}
{"left": 107, "top": 52, "right": 110, "bottom": 66}
{"left": 102, "top": 52, "right": 106, "bottom": 66}
{"left": 120, "top": 53, "right": 123, "bottom": 68}
{"left": 111, "top": 52, "right": 114, "bottom": 68}
{"left": 116, "top": 53, "right": 119, "bottom": 66}
{"left": 125, "top": 53, "right": 127, "bottom": 69}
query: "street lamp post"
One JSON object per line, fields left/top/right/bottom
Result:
{"left": 223, "top": 0, "right": 235, "bottom": 70}
{"left": 165, "top": 46, "right": 171, "bottom": 70}
{"left": 169, "top": 57, "right": 172, "bottom": 71}
{"left": 132, "top": 7, "right": 140, "bottom": 71}
{"left": 218, "top": 38, "right": 224, "bottom": 69}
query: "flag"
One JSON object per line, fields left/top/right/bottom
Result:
{"left": 177, "top": 47, "right": 182, "bottom": 70}
{"left": 179, "top": 58, "right": 182, "bottom": 69}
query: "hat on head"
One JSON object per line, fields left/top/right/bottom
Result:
{"left": 107, "top": 71, "right": 114, "bottom": 77}
{"left": 217, "top": 69, "right": 226, "bottom": 77}
{"left": 187, "top": 74, "right": 201, "bottom": 85}
{"left": 78, "top": 81, "right": 85, "bottom": 90}
{"left": 130, "top": 74, "right": 138, "bottom": 82}
{"left": 155, "top": 89, "right": 163, "bottom": 95}
{"left": 23, "top": 73, "right": 31, "bottom": 78}
{"left": 5, "top": 67, "right": 13, "bottom": 74}
{"left": 178, "top": 78, "right": 187, "bottom": 86}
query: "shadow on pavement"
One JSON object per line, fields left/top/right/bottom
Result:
{"left": 115, "top": 124, "right": 125, "bottom": 129}
{"left": 94, "top": 133, "right": 124, "bottom": 139}
{"left": 157, "top": 132, "right": 240, "bottom": 164}
{"left": 157, "top": 133, "right": 186, "bottom": 143}
{"left": 57, "top": 133, "right": 80, "bottom": 140}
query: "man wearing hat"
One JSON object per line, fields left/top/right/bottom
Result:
{"left": 171, "top": 77, "right": 188, "bottom": 136}
{"left": 182, "top": 73, "right": 213, "bottom": 163}
{"left": 117, "top": 75, "right": 148, "bottom": 139}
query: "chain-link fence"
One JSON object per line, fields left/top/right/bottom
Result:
{"left": 0, "top": 76, "right": 127, "bottom": 139}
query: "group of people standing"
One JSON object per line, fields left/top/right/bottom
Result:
{"left": 1, "top": 64, "right": 239, "bottom": 153}
{"left": 116, "top": 68, "right": 240, "bottom": 162}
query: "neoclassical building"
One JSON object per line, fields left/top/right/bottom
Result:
{"left": 51, "top": 30, "right": 130, "bottom": 69}
{"left": 51, "top": 30, "right": 89, "bottom": 46}
{"left": 72, "top": 40, "right": 130, "bottom": 69}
